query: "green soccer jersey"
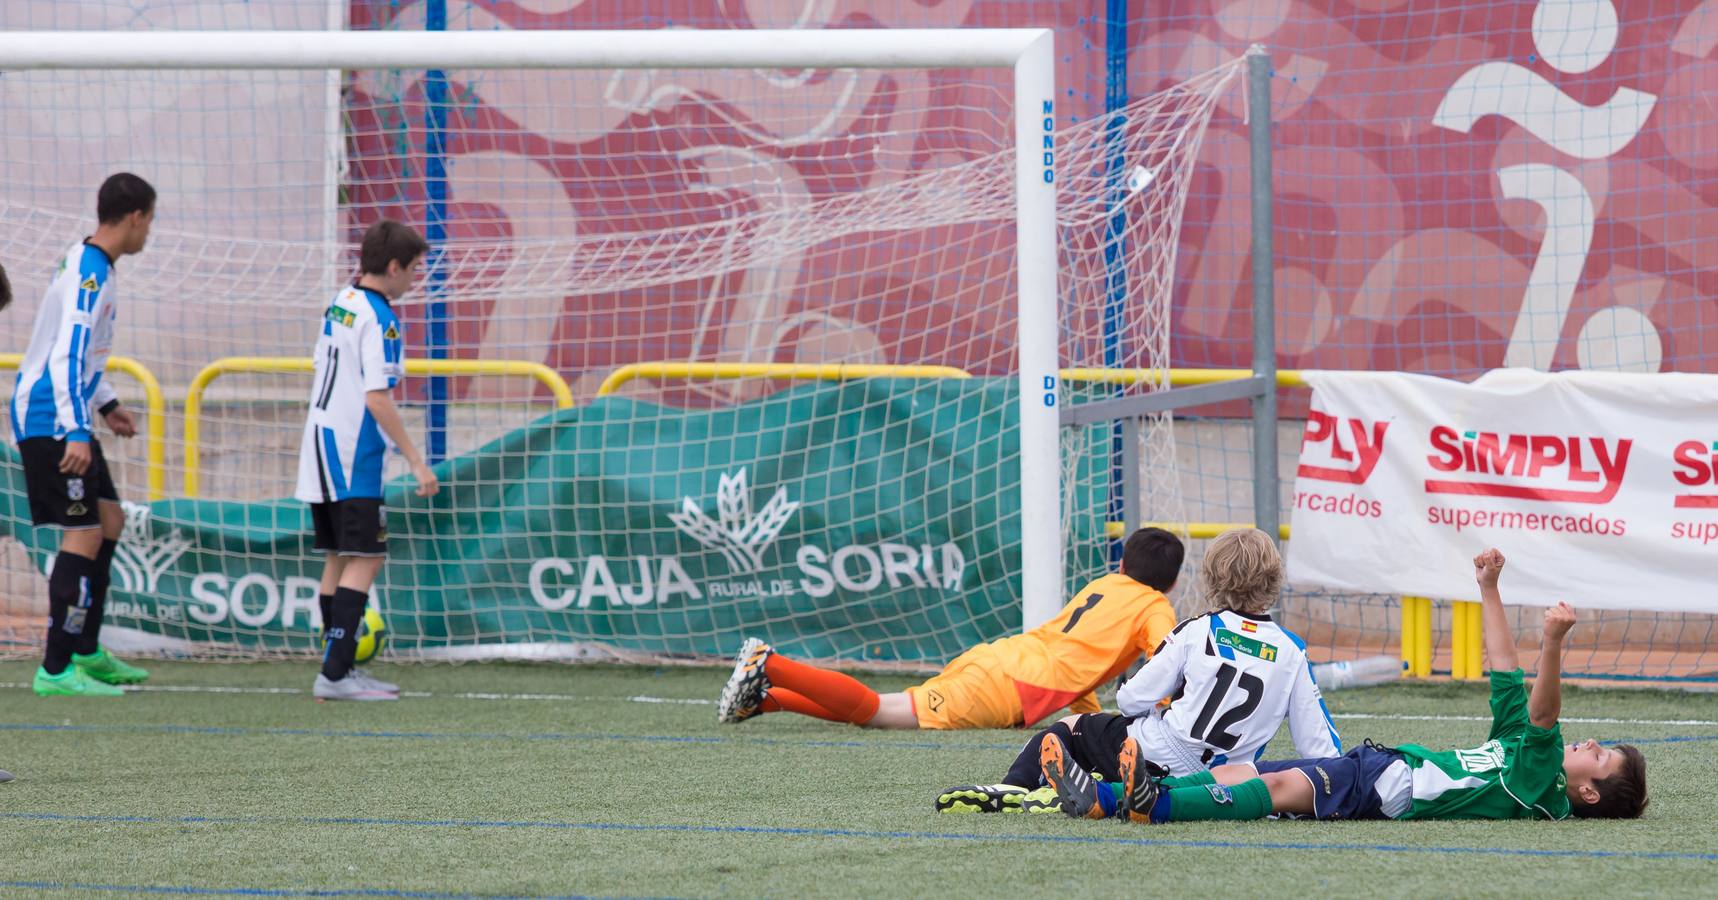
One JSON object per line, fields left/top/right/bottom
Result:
{"left": 1393, "top": 669, "right": 1572, "bottom": 820}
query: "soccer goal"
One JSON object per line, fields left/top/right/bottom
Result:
{"left": 0, "top": 27, "right": 1247, "bottom": 665}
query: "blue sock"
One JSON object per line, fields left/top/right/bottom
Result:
{"left": 1094, "top": 779, "right": 1118, "bottom": 818}
{"left": 1150, "top": 790, "right": 1173, "bottom": 823}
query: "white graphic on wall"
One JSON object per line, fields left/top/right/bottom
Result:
{"left": 1433, "top": 0, "right": 1662, "bottom": 372}
{"left": 669, "top": 467, "right": 800, "bottom": 576}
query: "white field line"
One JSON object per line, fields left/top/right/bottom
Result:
{"left": 5, "top": 681, "right": 1717, "bottom": 727}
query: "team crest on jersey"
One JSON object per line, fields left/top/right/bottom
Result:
{"left": 325, "top": 305, "right": 357, "bottom": 327}
{"left": 1216, "top": 629, "right": 1278, "bottom": 662}
{"left": 383, "top": 324, "right": 400, "bottom": 340}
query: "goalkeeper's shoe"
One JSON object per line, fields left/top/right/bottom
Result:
{"left": 350, "top": 668, "right": 399, "bottom": 695}
{"left": 1040, "top": 732, "right": 1105, "bottom": 820}
{"left": 936, "top": 784, "right": 1062, "bottom": 814}
{"left": 1117, "top": 736, "right": 1167, "bottom": 824}
{"left": 32, "top": 665, "right": 124, "bottom": 698}
{"left": 72, "top": 647, "right": 149, "bottom": 685}
{"left": 313, "top": 674, "right": 397, "bottom": 702}
{"left": 0, "top": 769, "right": 13, "bottom": 783}
{"left": 716, "top": 637, "right": 772, "bottom": 724}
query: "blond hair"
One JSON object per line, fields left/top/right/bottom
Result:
{"left": 1201, "top": 528, "right": 1282, "bottom": 615}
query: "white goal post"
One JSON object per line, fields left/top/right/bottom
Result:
{"left": 0, "top": 28, "right": 1068, "bottom": 630}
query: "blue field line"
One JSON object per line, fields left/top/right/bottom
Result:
{"left": 0, "top": 721, "right": 1024, "bottom": 752}
{"left": 13, "top": 720, "right": 1718, "bottom": 753}
{"left": 0, "top": 883, "right": 669, "bottom": 900}
{"left": 3, "top": 811, "right": 1714, "bottom": 862}
{"left": 1617, "top": 733, "right": 1718, "bottom": 746}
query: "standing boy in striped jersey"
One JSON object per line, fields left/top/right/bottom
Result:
{"left": 295, "top": 220, "right": 439, "bottom": 701}
{"left": 11, "top": 174, "right": 155, "bottom": 697}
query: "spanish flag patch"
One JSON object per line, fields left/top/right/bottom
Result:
{"left": 1241, "top": 620, "right": 1258, "bottom": 633}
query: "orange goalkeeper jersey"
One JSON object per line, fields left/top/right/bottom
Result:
{"left": 989, "top": 572, "right": 1177, "bottom": 726}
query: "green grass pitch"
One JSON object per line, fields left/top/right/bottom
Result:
{"left": 2, "top": 660, "right": 1715, "bottom": 898}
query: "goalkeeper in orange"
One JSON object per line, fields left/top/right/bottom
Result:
{"left": 716, "top": 527, "right": 1184, "bottom": 729}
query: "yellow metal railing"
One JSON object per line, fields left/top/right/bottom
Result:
{"left": 1106, "top": 521, "right": 1291, "bottom": 541}
{"left": 183, "top": 356, "right": 575, "bottom": 497}
{"left": 1450, "top": 600, "right": 1485, "bottom": 680}
{"left": 596, "top": 361, "right": 974, "bottom": 396}
{"left": 1401, "top": 596, "right": 1434, "bottom": 678}
{"left": 0, "top": 352, "right": 167, "bottom": 500}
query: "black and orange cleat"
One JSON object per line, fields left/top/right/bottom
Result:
{"left": 1039, "top": 732, "right": 1104, "bottom": 820}
{"left": 1117, "top": 736, "right": 1166, "bottom": 824}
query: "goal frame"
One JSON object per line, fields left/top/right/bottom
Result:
{"left": 0, "top": 27, "right": 1067, "bottom": 627}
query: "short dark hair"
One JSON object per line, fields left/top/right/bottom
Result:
{"left": 0, "top": 263, "right": 11, "bottom": 313}
{"left": 359, "top": 219, "right": 429, "bottom": 276}
{"left": 97, "top": 172, "right": 156, "bottom": 224}
{"left": 1571, "top": 744, "right": 1648, "bottom": 819}
{"left": 1122, "top": 527, "right": 1185, "bottom": 592}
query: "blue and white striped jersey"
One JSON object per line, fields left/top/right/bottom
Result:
{"left": 1115, "top": 610, "right": 1341, "bottom": 776}
{"left": 10, "top": 240, "right": 120, "bottom": 444}
{"left": 294, "top": 285, "right": 404, "bottom": 502}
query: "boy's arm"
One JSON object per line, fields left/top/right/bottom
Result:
{"left": 1285, "top": 654, "right": 1341, "bottom": 756}
{"left": 1528, "top": 602, "right": 1575, "bottom": 729}
{"left": 1474, "top": 548, "right": 1517, "bottom": 673}
{"left": 1116, "top": 618, "right": 1193, "bottom": 715}
{"left": 364, "top": 390, "right": 440, "bottom": 497}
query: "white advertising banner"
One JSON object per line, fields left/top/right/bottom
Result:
{"left": 1286, "top": 369, "right": 1718, "bottom": 614}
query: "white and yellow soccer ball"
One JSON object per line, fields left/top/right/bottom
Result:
{"left": 315, "top": 607, "right": 388, "bottom": 663}
{"left": 354, "top": 607, "right": 388, "bottom": 664}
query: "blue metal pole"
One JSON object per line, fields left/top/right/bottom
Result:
{"left": 423, "top": 0, "right": 449, "bottom": 465}
{"left": 1102, "top": 0, "right": 1131, "bottom": 562}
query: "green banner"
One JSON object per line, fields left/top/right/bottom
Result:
{"left": 2, "top": 379, "right": 1107, "bottom": 663}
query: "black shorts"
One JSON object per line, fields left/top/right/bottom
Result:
{"left": 310, "top": 498, "right": 388, "bottom": 557}
{"left": 1253, "top": 744, "right": 1407, "bottom": 820}
{"left": 1063, "top": 713, "right": 1136, "bottom": 783}
{"left": 18, "top": 436, "right": 118, "bottom": 528}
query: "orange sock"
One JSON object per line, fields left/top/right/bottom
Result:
{"left": 761, "top": 688, "right": 844, "bottom": 722}
{"left": 763, "top": 654, "right": 881, "bottom": 725}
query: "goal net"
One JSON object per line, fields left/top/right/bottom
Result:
{"left": 0, "top": 22, "right": 1239, "bottom": 666}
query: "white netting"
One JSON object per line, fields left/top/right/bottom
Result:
{"left": 0, "top": 18, "right": 1239, "bottom": 664}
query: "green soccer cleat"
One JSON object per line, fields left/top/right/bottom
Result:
{"left": 32, "top": 665, "right": 124, "bottom": 698}
{"left": 72, "top": 647, "right": 150, "bottom": 685}
{"left": 936, "top": 784, "right": 1027, "bottom": 813}
{"left": 936, "top": 784, "right": 1063, "bottom": 814}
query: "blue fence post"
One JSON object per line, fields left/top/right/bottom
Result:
{"left": 1102, "top": 0, "right": 1131, "bottom": 561}
{"left": 423, "top": 0, "right": 449, "bottom": 464}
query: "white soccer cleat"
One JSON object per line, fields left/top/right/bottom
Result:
{"left": 350, "top": 668, "right": 399, "bottom": 695}
{"left": 716, "top": 637, "right": 772, "bottom": 724}
{"left": 313, "top": 673, "right": 397, "bottom": 702}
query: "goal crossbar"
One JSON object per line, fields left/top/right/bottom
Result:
{"left": 0, "top": 27, "right": 1067, "bottom": 629}
{"left": 0, "top": 29, "right": 1048, "bottom": 70}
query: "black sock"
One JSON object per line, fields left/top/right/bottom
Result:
{"left": 43, "top": 551, "right": 97, "bottom": 675}
{"left": 1003, "top": 723, "right": 1073, "bottom": 789}
{"left": 74, "top": 539, "right": 118, "bottom": 656}
{"left": 318, "top": 593, "right": 334, "bottom": 636}
{"left": 320, "top": 587, "right": 367, "bottom": 681}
